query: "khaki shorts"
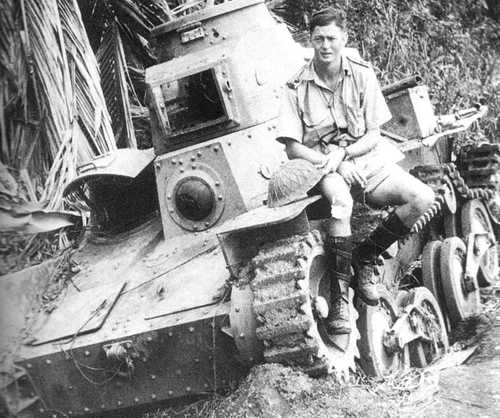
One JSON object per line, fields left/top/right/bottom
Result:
{"left": 310, "top": 163, "right": 406, "bottom": 219}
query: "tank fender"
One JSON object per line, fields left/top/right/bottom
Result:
{"left": 216, "top": 195, "right": 320, "bottom": 277}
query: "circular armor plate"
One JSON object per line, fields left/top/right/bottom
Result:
{"left": 165, "top": 162, "right": 225, "bottom": 231}
{"left": 440, "top": 237, "right": 480, "bottom": 322}
{"left": 461, "top": 199, "right": 499, "bottom": 287}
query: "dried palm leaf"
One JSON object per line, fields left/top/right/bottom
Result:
{"left": 97, "top": 23, "right": 137, "bottom": 149}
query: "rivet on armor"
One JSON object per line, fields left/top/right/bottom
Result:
{"left": 68, "top": 411, "right": 72, "bottom": 415}
{"left": 147, "top": 336, "right": 153, "bottom": 342}
{"left": 235, "top": 307, "right": 240, "bottom": 312}
{"left": 167, "top": 195, "right": 171, "bottom": 200}
{"left": 204, "top": 383, "right": 209, "bottom": 388}
{"left": 191, "top": 164, "right": 196, "bottom": 169}
{"left": 26, "top": 363, "right": 32, "bottom": 368}
{"left": 168, "top": 390, "right": 174, "bottom": 396}
{"left": 151, "top": 394, "right": 157, "bottom": 400}
{"left": 249, "top": 357, "right": 254, "bottom": 362}
{"left": 191, "top": 156, "right": 195, "bottom": 161}
{"left": 101, "top": 404, "right": 105, "bottom": 409}
{"left": 178, "top": 160, "right": 183, "bottom": 165}
{"left": 186, "top": 387, "right": 191, "bottom": 392}
{"left": 117, "top": 401, "right": 122, "bottom": 406}
{"left": 169, "top": 209, "right": 174, "bottom": 213}
{"left": 218, "top": 195, "right": 223, "bottom": 200}
{"left": 151, "top": 374, "right": 157, "bottom": 380}
{"left": 168, "top": 332, "right": 173, "bottom": 337}
{"left": 247, "top": 133, "right": 252, "bottom": 138}
{"left": 85, "top": 350, "right": 90, "bottom": 357}
{"left": 227, "top": 140, "right": 232, "bottom": 146}
{"left": 84, "top": 407, "right": 90, "bottom": 413}
{"left": 197, "top": 151, "right": 202, "bottom": 157}
{"left": 194, "top": 358, "right": 200, "bottom": 363}
{"left": 215, "top": 181, "right": 220, "bottom": 187}
{"left": 176, "top": 369, "right": 181, "bottom": 376}
{"left": 180, "top": 168, "right": 184, "bottom": 173}
{"left": 39, "top": 409, "right": 45, "bottom": 414}
{"left": 189, "top": 326, "right": 194, "bottom": 333}
{"left": 171, "top": 159, "right": 177, "bottom": 165}
{"left": 239, "top": 333, "right": 245, "bottom": 339}
{"left": 68, "top": 385, "right": 73, "bottom": 390}
{"left": 205, "top": 222, "right": 210, "bottom": 227}
{"left": 45, "top": 359, "right": 51, "bottom": 365}
{"left": 134, "top": 397, "right": 139, "bottom": 403}
{"left": 208, "top": 355, "right": 213, "bottom": 360}
{"left": 213, "top": 146, "right": 219, "bottom": 152}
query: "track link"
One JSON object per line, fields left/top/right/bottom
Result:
{"left": 249, "top": 232, "right": 359, "bottom": 378}
{"left": 251, "top": 234, "right": 325, "bottom": 374}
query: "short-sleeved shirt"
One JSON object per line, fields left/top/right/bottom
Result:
{"left": 276, "top": 51, "right": 403, "bottom": 178}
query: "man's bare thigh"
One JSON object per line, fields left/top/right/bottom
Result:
{"left": 364, "top": 165, "right": 429, "bottom": 208}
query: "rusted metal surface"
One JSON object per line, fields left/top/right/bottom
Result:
{"left": 30, "top": 282, "right": 127, "bottom": 346}
{"left": 19, "top": 306, "right": 245, "bottom": 416}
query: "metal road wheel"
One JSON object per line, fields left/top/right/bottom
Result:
{"left": 461, "top": 199, "right": 499, "bottom": 287}
{"left": 422, "top": 240, "right": 451, "bottom": 332}
{"left": 404, "top": 287, "right": 449, "bottom": 368}
{"left": 440, "top": 237, "right": 480, "bottom": 322}
{"left": 443, "top": 209, "right": 460, "bottom": 238}
{"left": 357, "top": 286, "right": 408, "bottom": 377}
{"left": 250, "top": 231, "right": 360, "bottom": 380}
{"left": 422, "top": 241, "right": 442, "bottom": 301}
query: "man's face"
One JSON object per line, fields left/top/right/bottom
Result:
{"left": 310, "top": 22, "right": 347, "bottom": 64}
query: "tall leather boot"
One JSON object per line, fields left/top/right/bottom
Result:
{"left": 353, "top": 212, "right": 410, "bottom": 305}
{"left": 324, "top": 236, "right": 353, "bottom": 335}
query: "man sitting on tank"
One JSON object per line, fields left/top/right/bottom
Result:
{"left": 275, "top": 8, "right": 435, "bottom": 335}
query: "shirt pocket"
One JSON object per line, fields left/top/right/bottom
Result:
{"left": 345, "top": 104, "right": 365, "bottom": 138}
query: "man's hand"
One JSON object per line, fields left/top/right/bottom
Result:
{"left": 338, "top": 161, "right": 367, "bottom": 188}
{"left": 318, "top": 148, "right": 345, "bottom": 174}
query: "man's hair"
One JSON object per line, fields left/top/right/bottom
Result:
{"left": 309, "top": 8, "right": 347, "bottom": 33}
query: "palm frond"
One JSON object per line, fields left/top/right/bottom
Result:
{"left": 97, "top": 23, "right": 137, "bottom": 148}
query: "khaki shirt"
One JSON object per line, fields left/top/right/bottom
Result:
{"left": 276, "top": 52, "right": 403, "bottom": 172}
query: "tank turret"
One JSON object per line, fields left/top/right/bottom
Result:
{"left": 146, "top": 0, "right": 307, "bottom": 238}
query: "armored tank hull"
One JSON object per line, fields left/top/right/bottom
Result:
{"left": 2, "top": 1, "right": 499, "bottom": 417}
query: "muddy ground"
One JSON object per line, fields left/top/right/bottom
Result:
{"left": 139, "top": 288, "right": 500, "bottom": 418}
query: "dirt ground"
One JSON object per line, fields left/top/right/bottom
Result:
{"left": 143, "top": 289, "right": 500, "bottom": 418}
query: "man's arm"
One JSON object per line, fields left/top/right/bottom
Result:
{"left": 283, "top": 138, "right": 346, "bottom": 174}
{"left": 343, "top": 128, "right": 379, "bottom": 159}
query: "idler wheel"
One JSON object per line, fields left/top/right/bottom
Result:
{"left": 357, "top": 287, "right": 409, "bottom": 377}
{"left": 440, "top": 237, "right": 480, "bottom": 322}
{"left": 404, "top": 287, "right": 449, "bottom": 367}
{"left": 461, "top": 199, "right": 498, "bottom": 287}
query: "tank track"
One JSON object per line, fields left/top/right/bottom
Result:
{"left": 409, "top": 143, "right": 499, "bottom": 235}
{"left": 249, "top": 231, "right": 358, "bottom": 379}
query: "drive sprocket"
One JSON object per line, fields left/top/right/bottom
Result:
{"left": 249, "top": 231, "right": 360, "bottom": 379}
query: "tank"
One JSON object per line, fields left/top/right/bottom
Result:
{"left": 2, "top": 1, "right": 499, "bottom": 416}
